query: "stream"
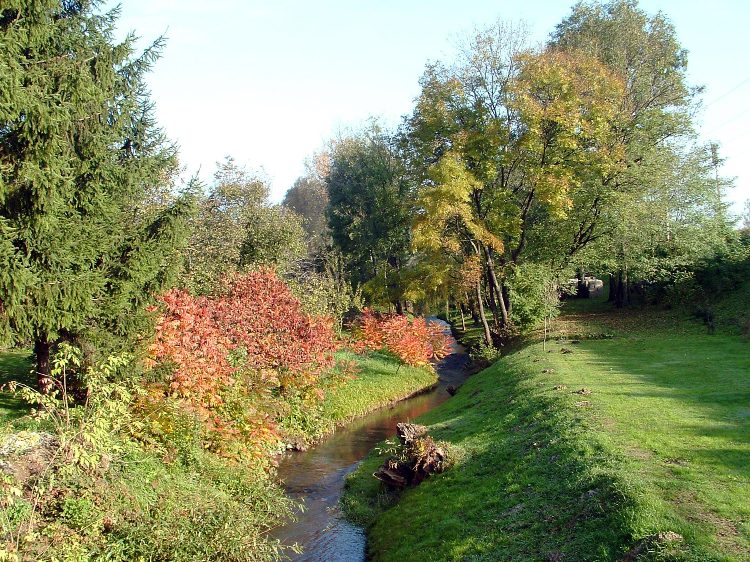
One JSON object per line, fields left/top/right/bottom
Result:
{"left": 272, "top": 318, "right": 470, "bottom": 562}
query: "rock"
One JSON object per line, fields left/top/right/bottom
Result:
{"left": 0, "top": 431, "right": 56, "bottom": 456}
{"left": 573, "top": 388, "right": 592, "bottom": 395}
{"left": 542, "top": 368, "right": 555, "bottom": 374}
{"left": 0, "top": 431, "right": 58, "bottom": 484}
{"left": 553, "top": 385, "right": 567, "bottom": 391}
{"left": 560, "top": 348, "right": 573, "bottom": 354}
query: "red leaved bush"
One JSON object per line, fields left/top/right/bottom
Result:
{"left": 147, "top": 269, "right": 339, "bottom": 456}
{"left": 215, "top": 273, "right": 337, "bottom": 389}
{"left": 353, "top": 309, "right": 450, "bottom": 366}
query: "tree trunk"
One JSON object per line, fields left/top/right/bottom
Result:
{"left": 608, "top": 273, "right": 617, "bottom": 302}
{"left": 466, "top": 292, "right": 480, "bottom": 325}
{"left": 614, "top": 268, "right": 629, "bottom": 308}
{"left": 483, "top": 247, "right": 510, "bottom": 327}
{"left": 459, "top": 304, "right": 467, "bottom": 331}
{"left": 486, "top": 273, "right": 502, "bottom": 332}
{"left": 577, "top": 268, "right": 590, "bottom": 298}
{"left": 34, "top": 338, "right": 53, "bottom": 394}
{"left": 475, "top": 281, "right": 492, "bottom": 347}
{"left": 395, "top": 300, "right": 404, "bottom": 315}
{"left": 501, "top": 284, "right": 512, "bottom": 319}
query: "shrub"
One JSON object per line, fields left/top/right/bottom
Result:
{"left": 352, "top": 310, "right": 450, "bottom": 366}
{"left": 0, "top": 347, "right": 294, "bottom": 562}
{"left": 149, "top": 268, "right": 339, "bottom": 458}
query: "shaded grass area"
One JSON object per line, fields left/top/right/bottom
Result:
{"left": 343, "top": 305, "right": 750, "bottom": 561}
{"left": 0, "top": 349, "right": 33, "bottom": 423}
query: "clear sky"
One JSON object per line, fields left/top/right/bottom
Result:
{"left": 108, "top": 0, "right": 750, "bottom": 216}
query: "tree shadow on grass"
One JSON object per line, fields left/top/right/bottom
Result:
{"left": 0, "top": 350, "right": 34, "bottom": 422}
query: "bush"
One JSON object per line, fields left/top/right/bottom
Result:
{"left": 149, "top": 268, "right": 339, "bottom": 459}
{"left": 0, "top": 347, "right": 294, "bottom": 562}
{"left": 352, "top": 310, "right": 450, "bottom": 366}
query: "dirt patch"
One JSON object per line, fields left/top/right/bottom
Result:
{"left": 674, "top": 491, "right": 746, "bottom": 555}
{"left": 624, "top": 446, "right": 652, "bottom": 461}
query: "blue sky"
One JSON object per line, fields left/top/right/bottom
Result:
{"left": 109, "top": 0, "right": 750, "bottom": 215}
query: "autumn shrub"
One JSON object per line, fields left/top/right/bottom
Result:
{"left": 149, "top": 268, "right": 339, "bottom": 458}
{"left": 352, "top": 309, "right": 450, "bottom": 366}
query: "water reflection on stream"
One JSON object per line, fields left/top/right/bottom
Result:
{"left": 272, "top": 319, "right": 469, "bottom": 562}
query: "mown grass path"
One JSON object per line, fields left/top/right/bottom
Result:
{"left": 343, "top": 305, "right": 750, "bottom": 561}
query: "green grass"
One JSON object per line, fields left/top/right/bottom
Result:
{"left": 282, "top": 350, "right": 439, "bottom": 443}
{"left": 322, "top": 351, "right": 438, "bottom": 424}
{"left": 0, "top": 349, "right": 33, "bottom": 423}
{"left": 343, "top": 304, "right": 750, "bottom": 561}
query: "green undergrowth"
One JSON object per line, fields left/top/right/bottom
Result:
{"left": 342, "top": 306, "right": 750, "bottom": 561}
{"left": 279, "top": 350, "right": 438, "bottom": 445}
{"left": 0, "top": 346, "right": 437, "bottom": 561}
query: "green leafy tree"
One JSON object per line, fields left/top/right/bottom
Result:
{"left": 283, "top": 171, "right": 330, "bottom": 257}
{"left": 406, "top": 23, "right": 626, "bottom": 336}
{"left": 549, "top": 0, "right": 728, "bottom": 306}
{"left": 184, "top": 158, "right": 306, "bottom": 294}
{"left": 326, "top": 124, "right": 412, "bottom": 311}
{"left": 0, "top": 0, "right": 192, "bottom": 390}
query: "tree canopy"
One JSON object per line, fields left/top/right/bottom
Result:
{"left": 0, "top": 0, "right": 193, "bottom": 388}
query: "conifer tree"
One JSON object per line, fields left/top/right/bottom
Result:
{"left": 0, "top": 1, "right": 193, "bottom": 391}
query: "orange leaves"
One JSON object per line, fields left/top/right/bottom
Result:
{"left": 151, "top": 269, "right": 339, "bottom": 407}
{"left": 353, "top": 309, "right": 450, "bottom": 367}
{"left": 152, "top": 289, "right": 234, "bottom": 408}
{"left": 148, "top": 269, "right": 340, "bottom": 455}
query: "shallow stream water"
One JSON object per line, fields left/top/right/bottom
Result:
{"left": 271, "top": 319, "right": 470, "bottom": 562}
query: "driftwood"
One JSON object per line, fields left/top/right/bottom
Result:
{"left": 374, "top": 424, "right": 447, "bottom": 488}
{"left": 396, "top": 423, "right": 428, "bottom": 445}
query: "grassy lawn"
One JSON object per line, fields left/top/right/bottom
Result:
{"left": 0, "top": 349, "right": 33, "bottom": 424}
{"left": 321, "top": 350, "right": 438, "bottom": 425}
{"left": 343, "top": 303, "right": 750, "bottom": 561}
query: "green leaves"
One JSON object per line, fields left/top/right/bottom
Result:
{"left": 0, "top": 0, "right": 190, "bottom": 370}
{"left": 183, "top": 158, "right": 307, "bottom": 295}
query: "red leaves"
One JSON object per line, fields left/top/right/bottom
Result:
{"left": 152, "top": 289, "right": 234, "bottom": 407}
{"left": 353, "top": 309, "right": 450, "bottom": 367}
{"left": 148, "top": 269, "right": 339, "bottom": 453}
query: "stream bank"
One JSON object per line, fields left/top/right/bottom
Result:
{"left": 272, "top": 319, "right": 470, "bottom": 561}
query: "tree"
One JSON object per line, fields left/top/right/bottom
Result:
{"left": 183, "top": 158, "right": 306, "bottom": 294}
{"left": 406, "top": 22, "right": 626, "bottom": 337}
{"left": 0, "top": 1, "right": 192, "bottom": 390}
{"left": 326, "top": 124, "right": 412, "bottom": 310}
{"left": 549, "top": 0, "right": 721, "bottom": 306}
{"left": 283, "top": 172, "right": 330, "bottom": 257}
